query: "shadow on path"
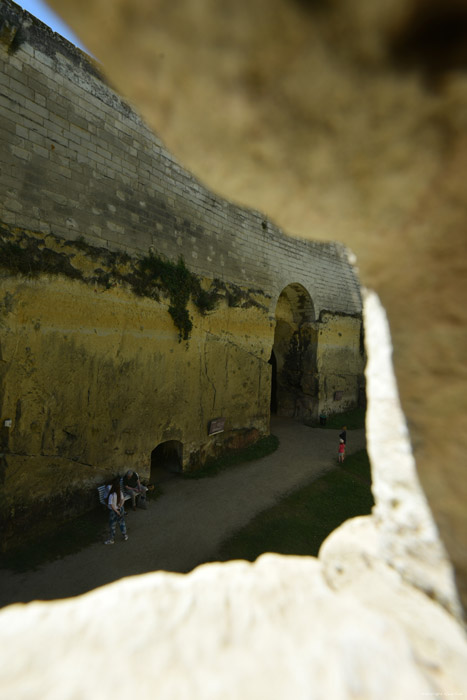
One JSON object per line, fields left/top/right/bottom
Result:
{"left": 0, "top": 417, "right": 366, "bottom": 608}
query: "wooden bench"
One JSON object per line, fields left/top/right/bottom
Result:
{"left": 97, "top": 479, "right": 132, "bottom": 507}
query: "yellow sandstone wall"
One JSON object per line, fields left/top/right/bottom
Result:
{"left": 0, "top": 269, "right": 272, "bottom": 537}
{"left": 317, "top": 315, "right": 365, "bottom": 416}
{"left": 0, "top": 2, "right": 364, "bottom": 546}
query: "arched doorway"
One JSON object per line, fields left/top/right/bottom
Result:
{"left": 271, "top": 284, "right": 318, "bottom": 421}
{"left": 150, "top": 440, "right": 183, "bottom": 482}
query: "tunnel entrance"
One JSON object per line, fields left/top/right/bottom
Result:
{"left": 271, "top": 283, "right": 317, "bottom": 421}
{"left": 269, "top": 349, "right": 278, "bottom": 413}
{"left": 150, "top": 440, "right": 183, "bottom": 482}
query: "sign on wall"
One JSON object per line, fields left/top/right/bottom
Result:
{"left": 208, "top": 418, "right": 225, "bottom": 435}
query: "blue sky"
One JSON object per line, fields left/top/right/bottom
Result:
{"left": 17, "top": 1, "right": 88, "bottom": 50}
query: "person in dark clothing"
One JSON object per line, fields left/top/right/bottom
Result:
{"left": 339, "top": 426, "right": 347, "bottom": 444}
{"left": 123, "top": 469, "right": 148, "bottom": 510}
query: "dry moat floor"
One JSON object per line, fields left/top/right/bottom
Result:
{"left": 0, "top": 417, "right": 367, "bottom": 608}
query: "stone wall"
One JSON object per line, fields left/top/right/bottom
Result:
{"left": 317, "top": 314, "right": 365, "bottom": 416}
{"left": 0, "top": 1, "right": 364, "bottom": 544}
{"left": 0, "top": 1, "right": 360, "bottom": 314}
{"left": 42, "top": 0, "right": 467, "bottom": 609}
{"left": 0, "top": 268, "right": 272, "bottom": 539}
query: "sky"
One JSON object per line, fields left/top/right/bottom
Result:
{"left": 16, "top": 0, "right": 88, "bottom": 50}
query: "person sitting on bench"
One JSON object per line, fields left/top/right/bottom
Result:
{"left": 122, "top": 469, "right": 148, "bottom": 510}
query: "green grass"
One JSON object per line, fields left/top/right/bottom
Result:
{"left": 1, "top": 444, "right": 368, "bottom": 574}
{"left": 216, "top": 449, "right": 373, "bottom": 562}
{"left": 320, "top": 407, "right": 366, "bottom": 430}
{"left": 183, "top": 434, "right": 280, "bottom": 479}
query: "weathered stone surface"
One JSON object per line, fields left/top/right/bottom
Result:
{"left": 0, "top": 268, "right": 271, "bottom": 531}
{"left": 0, "top": 5, "right": 365, "bottom": 544}
{"left": 0, "top": 553, "right": 466, "bottom": 700}
{"left": 44, "top": 0, "right": 467, "bottom": 608}
{"left": 363, "top": 292, "right": 461, "bottom": 617}
{"left": 0, "top": 231, "right": 363, "bottom": 542}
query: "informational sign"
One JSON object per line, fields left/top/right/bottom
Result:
{"left": 334, "top": 391, "right": 343, "bottom": 401}
{"left": 208, "top": 417, "right": 225, "bottom": 435}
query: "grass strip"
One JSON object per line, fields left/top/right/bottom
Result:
{"left": 216, "top": 449, "right": 373, "bottom": 562}
{"left": 319, "top": 407, "right": 366, "bottom": 430}
{"left": 182, "top": 434, "right": 280, "bottom": 479}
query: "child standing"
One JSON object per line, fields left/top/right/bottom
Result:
{"left": 338, "top": 438, "right": 346, "bottom": 463}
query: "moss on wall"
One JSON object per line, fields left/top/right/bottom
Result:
{"left": 0, "top": 224, "right": 268, "bottom": 341}
{"left": 0, "top": 225, "right": 363, "bottom": 549}
{"left": 0, "top": 233, "right": 274, "bottom": 548}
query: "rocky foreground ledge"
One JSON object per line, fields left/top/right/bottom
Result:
{"left": 0, "top": 294, "right": 466, "bottom": 698}
{"left": 0, "top": 535, "right": 466, "bottom": 699}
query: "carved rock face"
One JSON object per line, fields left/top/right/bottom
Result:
{"left": 45, "top": 0, "right": 467, "bottom": 608}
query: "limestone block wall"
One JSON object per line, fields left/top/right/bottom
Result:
{"left": 0, "top": 2, "right": 361, "bottom": 316}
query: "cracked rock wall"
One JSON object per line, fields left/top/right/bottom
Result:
{"left": 0, "top": 2, "right": 365, "bottom": 544}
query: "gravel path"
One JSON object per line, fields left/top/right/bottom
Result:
{"left": 0, "top": 417, "right": 366, "bottom": 607}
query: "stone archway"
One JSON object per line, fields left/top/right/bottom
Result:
{"left": 272, "top": 284, "right": 318, "bottom": 421}
{"left": 150, "top": 440, "right": 183, "bottom": 482}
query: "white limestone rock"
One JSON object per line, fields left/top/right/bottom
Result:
{"left": 1, "top": 554, "right": 466, "bottom": 700}
{"left": 363, "top": 291, "right": 462, "bottom": 618}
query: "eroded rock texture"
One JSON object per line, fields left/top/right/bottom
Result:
{"left": 47, "top": 0, "right": 467, "bottom": 609}
{"left": 0, "top": 553, "right": 466, "bottom": 700}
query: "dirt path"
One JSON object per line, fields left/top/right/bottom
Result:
{"left": 0, "top": 418, "right": 366, "bottom": 607}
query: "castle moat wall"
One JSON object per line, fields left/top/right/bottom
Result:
{"left": 0, "top": 1, "right": 364, "bottom": 544}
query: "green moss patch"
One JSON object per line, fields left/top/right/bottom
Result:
{"left": 0, "top": 238, "right": 84, "bottom": 280}
{"left": 0, "top": 225, "right": 268, "bottom": 341}
{"left": 134, "top": 253, "right": 219, "bottom": 340}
